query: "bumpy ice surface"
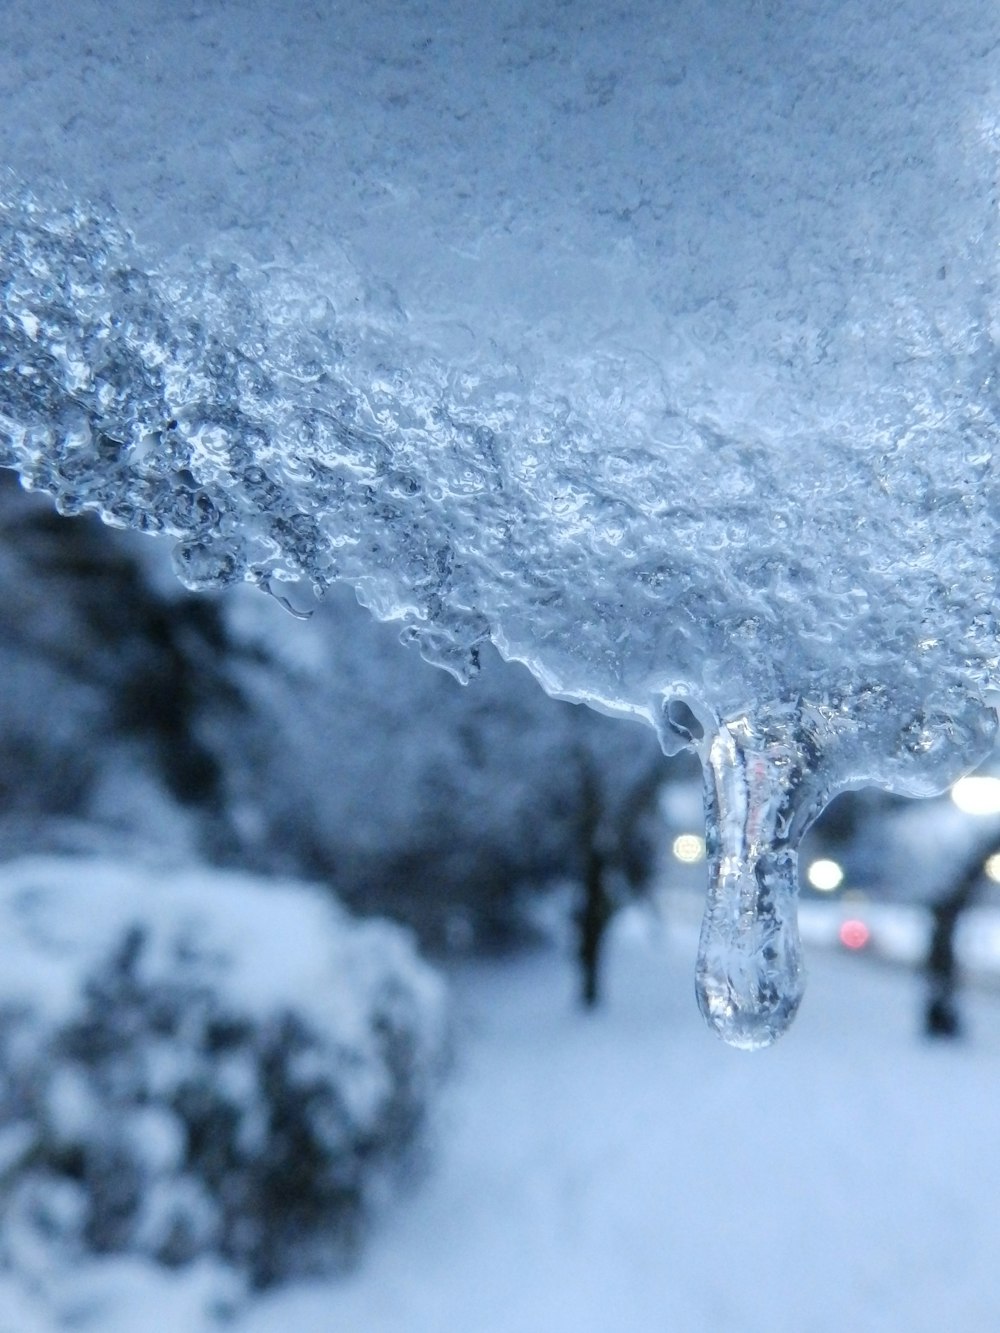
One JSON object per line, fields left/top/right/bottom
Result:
{"left": 1, "top": 0, "right": 998, "bottom": 1042}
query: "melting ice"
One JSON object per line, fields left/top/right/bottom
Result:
{"left": 1, "top": 0, "right": 999, "bottom": 1045}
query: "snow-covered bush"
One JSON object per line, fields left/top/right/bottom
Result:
{"left": 0, "top": 858, "right": 447, "bottom": 1288}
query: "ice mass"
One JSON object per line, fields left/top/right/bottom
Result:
{"left": 1, "top": 0, "right": 999, "bottom": 1046}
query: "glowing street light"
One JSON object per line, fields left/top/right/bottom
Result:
{"left": 673, "top": 834, "right": 705, "bottom": 864}
{"left": 806, "top": 858, "right": 844, "bottom": 892}
{"left": 951, "top": 776, "right": 1000, "bottom": 816}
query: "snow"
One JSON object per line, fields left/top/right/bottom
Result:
{"left": 0, "top": 856, "right": 444, "bottom": 1047}
{"left": 3, "top": 903, "right": 999, "bottom": 1331}
{"left": 0, "top": 856, "right": 448, "bottom": 1300}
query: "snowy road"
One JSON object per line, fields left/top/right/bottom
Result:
{"left": 238, "top": 913, "right": 1000, "bottom": 1333}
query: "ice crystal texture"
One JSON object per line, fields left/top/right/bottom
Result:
{"left": 1, "top": 0, "right": 999, "bottom": 1043}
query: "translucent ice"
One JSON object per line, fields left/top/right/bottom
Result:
{"left": 696, "top": 717, "right": 811, "bottom": 1050}
{"left": 1, "top": 0, "right": 999, "bottom": 1043}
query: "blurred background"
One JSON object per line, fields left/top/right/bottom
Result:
{"left": 1, "top": 470, "right": 1000, "bottom": 1331}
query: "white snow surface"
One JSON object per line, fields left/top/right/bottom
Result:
{"left": 4, "top": 903, "right": 999, "bottom": 1332}
{"left": 0, "top": 856, "right": 445, "bottom": 1053}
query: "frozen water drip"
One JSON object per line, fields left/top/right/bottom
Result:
{"left": 695, "top": 717, "right": 808, "bottom": 1050}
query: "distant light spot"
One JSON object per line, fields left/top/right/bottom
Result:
{"left": 807, "top": 858, "right": 844, "bottom": 892}
{"left": 951, "top": 776, "right": 1000, "bottom": 815}
{"left": 839, "top": 919, "right": 870, "bottom": 950}
{"left": 672, "top": 834, "right": 705, "bottom": 864}
{"left": 985, "top": 853, "right": 1000, "bottom": 884}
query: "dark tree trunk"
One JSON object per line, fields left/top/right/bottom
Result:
{"left": 924, "top": 834, "right": 999, "bottom": 1039}
{"left": 0, "top": 476, "right": 249, "bottom": 854}
{"left": 573, "top": 755, "right": 610, "bottom": 1009}
{"left": 571, "top": 747, "right": 665, "bottom": 1010}
{"left": 577, "top": 841, "right": 612, "bottom": 1009}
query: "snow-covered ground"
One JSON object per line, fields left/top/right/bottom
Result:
{"left": 6, "top": 902, "right": 1000, "bottom": 1332}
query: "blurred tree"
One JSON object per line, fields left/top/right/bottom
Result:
{"left": 923, "top": 832, "right": 1000, "bottom": 1039}
{"left": 804, "top": 779, "right": 1000, "bottom": 1038}
{"left": 219, "top": 583, "right": 669, "bottom": 1001}
{"left": 0, "top": 472, "right": 247, "bottom": 856}
{"left": 571, "top": 743, "right": 663, "bottom": 1008}
{"left": 0, "top": 478, "right": 671, "bottom": 1004}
